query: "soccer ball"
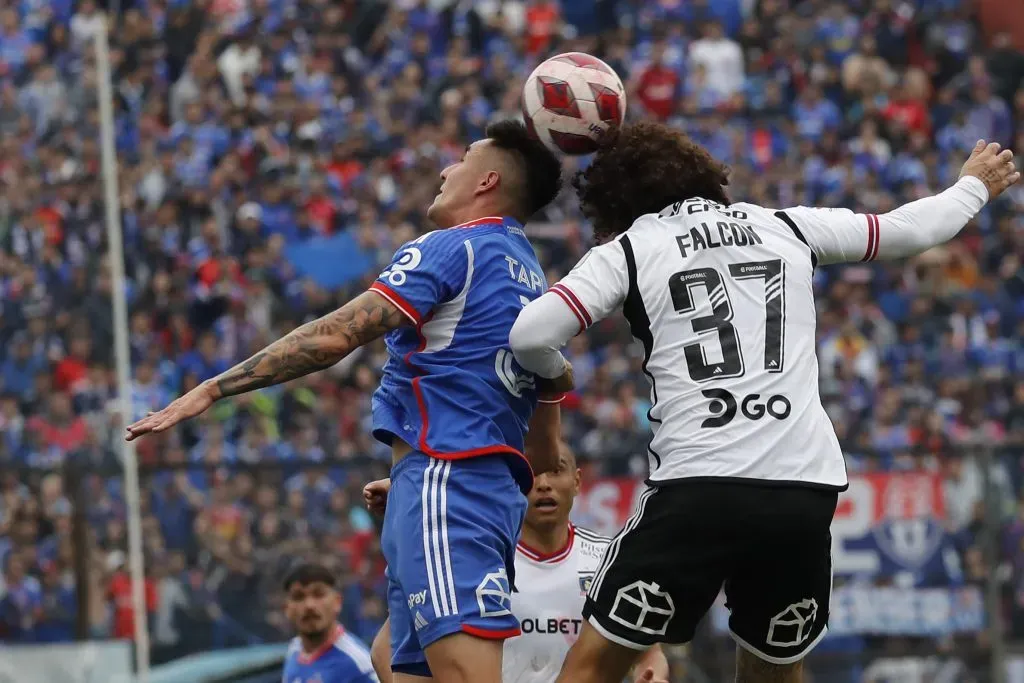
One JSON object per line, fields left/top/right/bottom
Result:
{"left": 522, "top": 52, "right": 627, "bottom": 156}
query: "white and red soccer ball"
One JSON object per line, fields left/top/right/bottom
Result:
{"left": 522, "top": 52, "right": 627, "bottom": 156}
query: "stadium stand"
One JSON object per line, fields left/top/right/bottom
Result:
{"left": 0, "top": 0, "right": 1022, "bottom": 680}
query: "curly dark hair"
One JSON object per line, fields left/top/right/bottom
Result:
{"left": 572, "top": 122, "right": 730, "bottom": 242}
{"left": 485, "top": 119, "right": 563, "bottom": 219}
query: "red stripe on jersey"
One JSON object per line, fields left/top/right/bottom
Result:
{"left": 869, "top": 214, "right": 880, "bottom": 261}
{"left": 518, "top": 523, "right": 575, "bottom": 563}
{"left": 537, "top": 393, "right": 566, "bottom": 404}
{"left": 452, "top": 216, "right": 504, "bottom": 229}
{"left": 461, "top": 624, "right": 521, "bottom": 640}
{"left": 551, "top": 284, "right": 593, "bottom": 327}
{"left": 550, "top": 288, "right": 586, "bottom": 332}
{"left": 410, "top": 375, "right": 533, "bottom": 464}
{"left": 297, "top": 624, "right": 343, "bottom": 664}
{"left": 369, "top": 282, "right": 422, "bottom": 325}
{"left": 861, "top": 214, "right": 878, "bottom": 262}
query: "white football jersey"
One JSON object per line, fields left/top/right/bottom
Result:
{"left": 503, "top": 525, "right": 611, "bottom": 683}
{"left": 552, "top": 198, "right": 853, "bottom": 489}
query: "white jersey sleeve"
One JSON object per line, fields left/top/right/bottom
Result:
{"left": 550, "top": 239, "right": 630, "bottom": 330}
{"left": 510, "top": 239, "right": 629, "bottom": 379}
{"left": 780, "top": 176, "right": 989, "bottom": 266}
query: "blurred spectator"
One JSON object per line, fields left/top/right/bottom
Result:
{"left": 0, "top": 0, "right": 1019, "bottom": 678}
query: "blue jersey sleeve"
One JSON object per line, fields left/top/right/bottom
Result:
{"left": 369, "top": 230, "right": 470, "bottom": 325}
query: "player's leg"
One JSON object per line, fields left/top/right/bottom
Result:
{"left": 370, "top": 619, "right": 396, "bottom": 683}
{"left": 735, "top": 649, "right": 803, "bottom": 683}
{"left": 554, "top": 620, "right": 644, "bottom": 683}
{"left": 724, "top": 485, "right": 838, "bottom": 683}
{"left": 379, "top": 459, "right": 434, "bottom": 680}
{"left": 420, "top": 632, "right": 504, "bottom": 683}
{"left": 388, "top": 453, "right": 527, "bottom": 683}
{"left": 558, "top": 484, "right": 727, "bottom": 683}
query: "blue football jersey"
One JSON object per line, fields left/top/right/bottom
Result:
{"left": 282, "top": 626, "right": 377, "bottom": 683}
{"left": 369, "top": 216, "right": 547, "bottom": 493}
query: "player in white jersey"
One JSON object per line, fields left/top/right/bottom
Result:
{"left": 364, "top": 444, "right": 669, "bottom": 683}
{"left": 508, "top": 124, "right": 1019, "bottom": 683}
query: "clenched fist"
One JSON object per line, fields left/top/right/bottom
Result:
{"left": 960, "top": 140, "right": 1020, "bottom": 200}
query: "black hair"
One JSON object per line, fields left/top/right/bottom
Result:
{"left": 283, "top": 563, "right": 336, "bottom": 592}
{"left": 572, "top": 121, "right": 730, "bottom": 242}
{"left": 485, "top": 119, "right": 563, "bottom": 220}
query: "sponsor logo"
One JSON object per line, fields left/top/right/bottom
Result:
{"left": 407, "top": 590, "right": 428, "bottom": 609}
{"left": 414, "top": 611, "right": 429, "bottom": 632}
{"left": 476, "top": 569, "right": 513, "bottom": 618}
{"left": 766, "top": 598, "right": 818, "bottom": 647}
{"left": 577, "top": 541, "right": 605, "bottom": 561}
{"left": 520, "top": 618, "right": 583, "bottom": 636}
{"left": 608, "top": 581, "right": 675, "bottom": 636}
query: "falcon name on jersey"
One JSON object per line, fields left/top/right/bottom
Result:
{"left": 283, "top": 625, "right": 378, "bottom": 683}
{"left": 369, "top": 216, "right": 547, "bottom": 493}
{"left": 551, "top": 197, "right": 847, "bottom": 489}
{"left": 502, "top": 525, "right": 611, "bottom": 683}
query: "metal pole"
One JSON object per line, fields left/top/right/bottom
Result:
{"left": 69, "top": 460, "right": 91, "bottom": 641}
{"left": 95, "top": 19, "right": 151, "bottom": 682}
{"left": 980, "top": 444, "right": 1006, "bottom": 683}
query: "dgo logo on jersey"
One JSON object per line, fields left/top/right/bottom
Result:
{"left": 476, "top": 569, "right": 513, "bottom": 618}
{"left": 609, "top": 581, "right": 675, "bottom": 636}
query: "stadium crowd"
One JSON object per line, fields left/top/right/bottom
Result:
{"left": 0, "top": 0, "right": 1023, "bottom": 677}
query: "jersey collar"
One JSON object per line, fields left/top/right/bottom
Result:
{"left": 297, "top": 623, "right": 343, "bottom": 664}
{"left": 450, "top": 216, "right": 525, "bottom": 234}
{"left": 517, "top": 523, "right": 575, "bottom": 564}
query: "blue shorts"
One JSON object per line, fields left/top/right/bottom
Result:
{"left": 381, "top": 452, "right": 527, "bottom": 677}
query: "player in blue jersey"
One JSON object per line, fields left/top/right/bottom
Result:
{"left": 282, "top": 563, "right": 378, "bottom": 683}
{"left": 125, "top": 120, "right": 570, "bottom": 683}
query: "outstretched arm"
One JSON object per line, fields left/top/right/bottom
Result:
{"left": 214, "top": 291, "right": 407, "bottom": 397}
{"left": 781, "top": 140, "right": 1019, "bottom": 266}
{"left": 125, "top": 291, "right": 408, "bottom": 440}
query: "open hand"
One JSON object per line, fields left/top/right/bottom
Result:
{"left": 363, "top": 478, "right": 391, "bottom": 516}
{"left": 960, "top": 140, "right": 1020, "bottom": 200}
{"left": 125, "top": 383, "right": 218, "bottom": 441}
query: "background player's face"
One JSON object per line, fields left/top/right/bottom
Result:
{"left": 525, "top": 452, "right": 581, "bottom": 529}
{"left": 427, "top": 139, "right": 502, "bottom": 227}
{"left": 285, "top": 580, "right": 342, "bottom": 637}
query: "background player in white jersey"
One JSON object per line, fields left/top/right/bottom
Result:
{"left": 509, "top": 123, "right": 1020, "bottom": 683}
{"left": 364, "top": 444, "right": 669, "bottom": 683}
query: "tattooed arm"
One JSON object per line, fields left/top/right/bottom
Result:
{"left": 125, "top": 291, "right": 409, "bottom": 440}
{"left": 213, "top": 291, "right": 408, "bottom": 398}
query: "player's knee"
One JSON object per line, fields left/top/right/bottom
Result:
{"left": 370, "top": 625, "right": 393, "bottom": 683}
{"left": 424, "top": 632, "right": 503, "bottom": 683}
{"left": 735, "top": 647, "right": 803, "bottom": 683}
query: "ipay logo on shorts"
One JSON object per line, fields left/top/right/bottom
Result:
{"left": 407, "top": 590, "right": 429, "bottom": 610}
{"left": 476, "top": 569, "right": 513, "bottom": 617}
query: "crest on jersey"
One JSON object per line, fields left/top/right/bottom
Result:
{"left": 608, "top": 580, "right": 675, "bottom": 635}
{"left": 476, "top": 569, "right": 513, "bottom": 617}
{"left": 578, "top": 572, "right": 595, "bottom": 595}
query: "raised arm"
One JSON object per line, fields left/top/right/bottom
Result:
{"left": 510, "top": 237, "right": 630, "bottom": 380}
{"left": 779, "top": 140, "right": 1018, "bottom": 266}
{"left": 125, "top": 291, "right": 409, "bottom": 440}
